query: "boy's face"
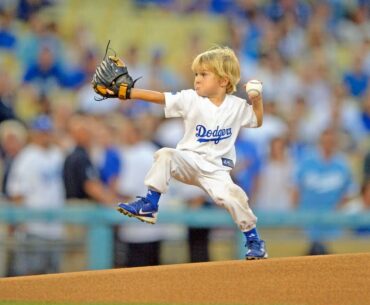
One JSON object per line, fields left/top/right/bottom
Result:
{"left": 194, "top": 68, "right": 225, "bottom": 97}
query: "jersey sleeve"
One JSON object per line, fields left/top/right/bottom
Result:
{"left": 164, "top": 90, "right": 194, "bottom": 118}
{"left": 240, "top": 102, "right": 258, "bottom": 128}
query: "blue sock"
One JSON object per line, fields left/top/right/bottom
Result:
{"left": 146, "top": 188, "right": 161, "bottom": 206}
{"left": 243, "top": 228, "right": 260, "bottom": 242}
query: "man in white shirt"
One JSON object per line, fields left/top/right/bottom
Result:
{"left": 6, "top": 115, "right": 65, "bottom": 275}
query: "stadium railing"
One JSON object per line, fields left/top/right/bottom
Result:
{"left": 0, "top": 203, "right": 369, "bottom": 270}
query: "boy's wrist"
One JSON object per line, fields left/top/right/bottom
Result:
{"left": 247, "top": 94, "right": 262, "bottom": 105}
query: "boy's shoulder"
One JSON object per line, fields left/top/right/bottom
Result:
{"left": 173, "top": 90, "right": 247, "bottom": 106}
{"left": 226, "top": 94, "right": 248, "bottom": 109}
{"left": 228, "top": 94, "right": 247, "bottom": 104}
{"left": 174, "top": 89, "right": 196, "bottom": 95}
{"left": 168, "top": 89, "right": 197, "bottom": 100}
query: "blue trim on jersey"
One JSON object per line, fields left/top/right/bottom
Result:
{"left": 197, "top": 136, "right": 231, "bottom": 143}
{"left": 221, "top": 158, "right": 235, "bottom": 168}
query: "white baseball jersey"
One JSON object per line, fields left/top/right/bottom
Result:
{"left": 164, "top": 89, "right": 257, "bottom": 172}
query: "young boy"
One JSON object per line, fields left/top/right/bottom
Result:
{"left": 97, "top": 46, "right": 267, "bottom": 259}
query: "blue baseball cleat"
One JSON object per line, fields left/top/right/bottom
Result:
{"left": 117, "top": 196, "right": 158, "bottom": 224}
{"left": 245, "top": 239, "right": 268, "bottom": 260}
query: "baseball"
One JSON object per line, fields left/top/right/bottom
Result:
{"left": 245, "top": 80, "right": 262, "bottom": 97}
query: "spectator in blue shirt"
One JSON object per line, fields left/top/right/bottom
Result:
{"left": 293, "top": 127, "right": 354, "bottom": 255}
{"left": 23, "top": 46, "right": 65, "bottom": 92}
{"left": 0, "top": 12, "right": 17, "bottom": 50}
{"left": 361, "top": 92, "right": 370, "bottom": 133}
{"left": 239, "top": 9, "right": 263, "bottom": 61}
{"left": 95, "top": 120, "right": 121, "bottom": 189}
{"left": 17, "top": 17, "right": 64, "bottom": 68}
{"left": 23, "top": 46, "right": 84, "bottom": 93}
{"left": 233, "top": 136, "right": 261, "bottom": 201}
{"left": 17, "top": 0, "right": 52, "bottom": 22}
{"left": 343, "top": 55, "right": 369, "bottom": 98}
{"left": 264, "top": 0, "right": 311, "bottom": 26}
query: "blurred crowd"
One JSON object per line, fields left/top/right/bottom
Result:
{"left": 0, "top": 0, "right": 370, "bottom": 275}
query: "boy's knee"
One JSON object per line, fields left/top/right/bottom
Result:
{"left": 210, "top": 184, "right": 249, "bottom": 207}
{"left": 227, "top": 184, "right": 248, "bottom": 204}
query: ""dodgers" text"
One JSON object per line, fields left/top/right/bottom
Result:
{"left": 195, "top": 125, "right": 232, "bottom": 144}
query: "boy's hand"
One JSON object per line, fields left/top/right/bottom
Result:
{"left": 245, "top": 80, "right": 262, "bottom": 104}
{"left": 92, "top": 55, "right": 139, "bottom": 100}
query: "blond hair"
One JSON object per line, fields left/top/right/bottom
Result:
{"left": 191, "top": 46, "right": 240, "bottom": 94}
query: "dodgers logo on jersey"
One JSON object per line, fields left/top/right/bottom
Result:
{"left": 195, "top": 125, "right": 232, "bottom": 144}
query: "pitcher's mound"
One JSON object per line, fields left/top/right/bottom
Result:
{"left": 0, "top": 253, "right": 369, "bottom": 305}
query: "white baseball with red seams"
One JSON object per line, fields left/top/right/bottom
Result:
{"left": 245, "top": 80, "right": 263, "bottom": 96}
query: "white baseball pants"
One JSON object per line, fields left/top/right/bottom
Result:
{"left": 144, "top": 148, "right": 257, "bottom": 231}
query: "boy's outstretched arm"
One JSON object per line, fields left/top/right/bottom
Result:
{"left": 130, "top": 88, "right": 165, "bottom": 104}
{"left": 92, "top": 54, "right": 166, "bottom": 104}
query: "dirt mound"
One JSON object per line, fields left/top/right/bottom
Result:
{"left": 0, "top": 253, "right": 369, "bottom": 305}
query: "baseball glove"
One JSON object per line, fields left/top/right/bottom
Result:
{"left": 92, "top": 42, "right": 139, "bottom": 100}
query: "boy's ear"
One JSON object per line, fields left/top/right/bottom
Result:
{"left": 219, "top": 77, "right": 229, "bottom": 88}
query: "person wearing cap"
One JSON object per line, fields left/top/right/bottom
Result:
{"left": 6, "top": 114, "right": 65, "bottom": 276}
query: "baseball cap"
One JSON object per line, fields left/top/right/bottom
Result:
{"left": 30, "top": 115, "right": 53, "bottom": 132}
